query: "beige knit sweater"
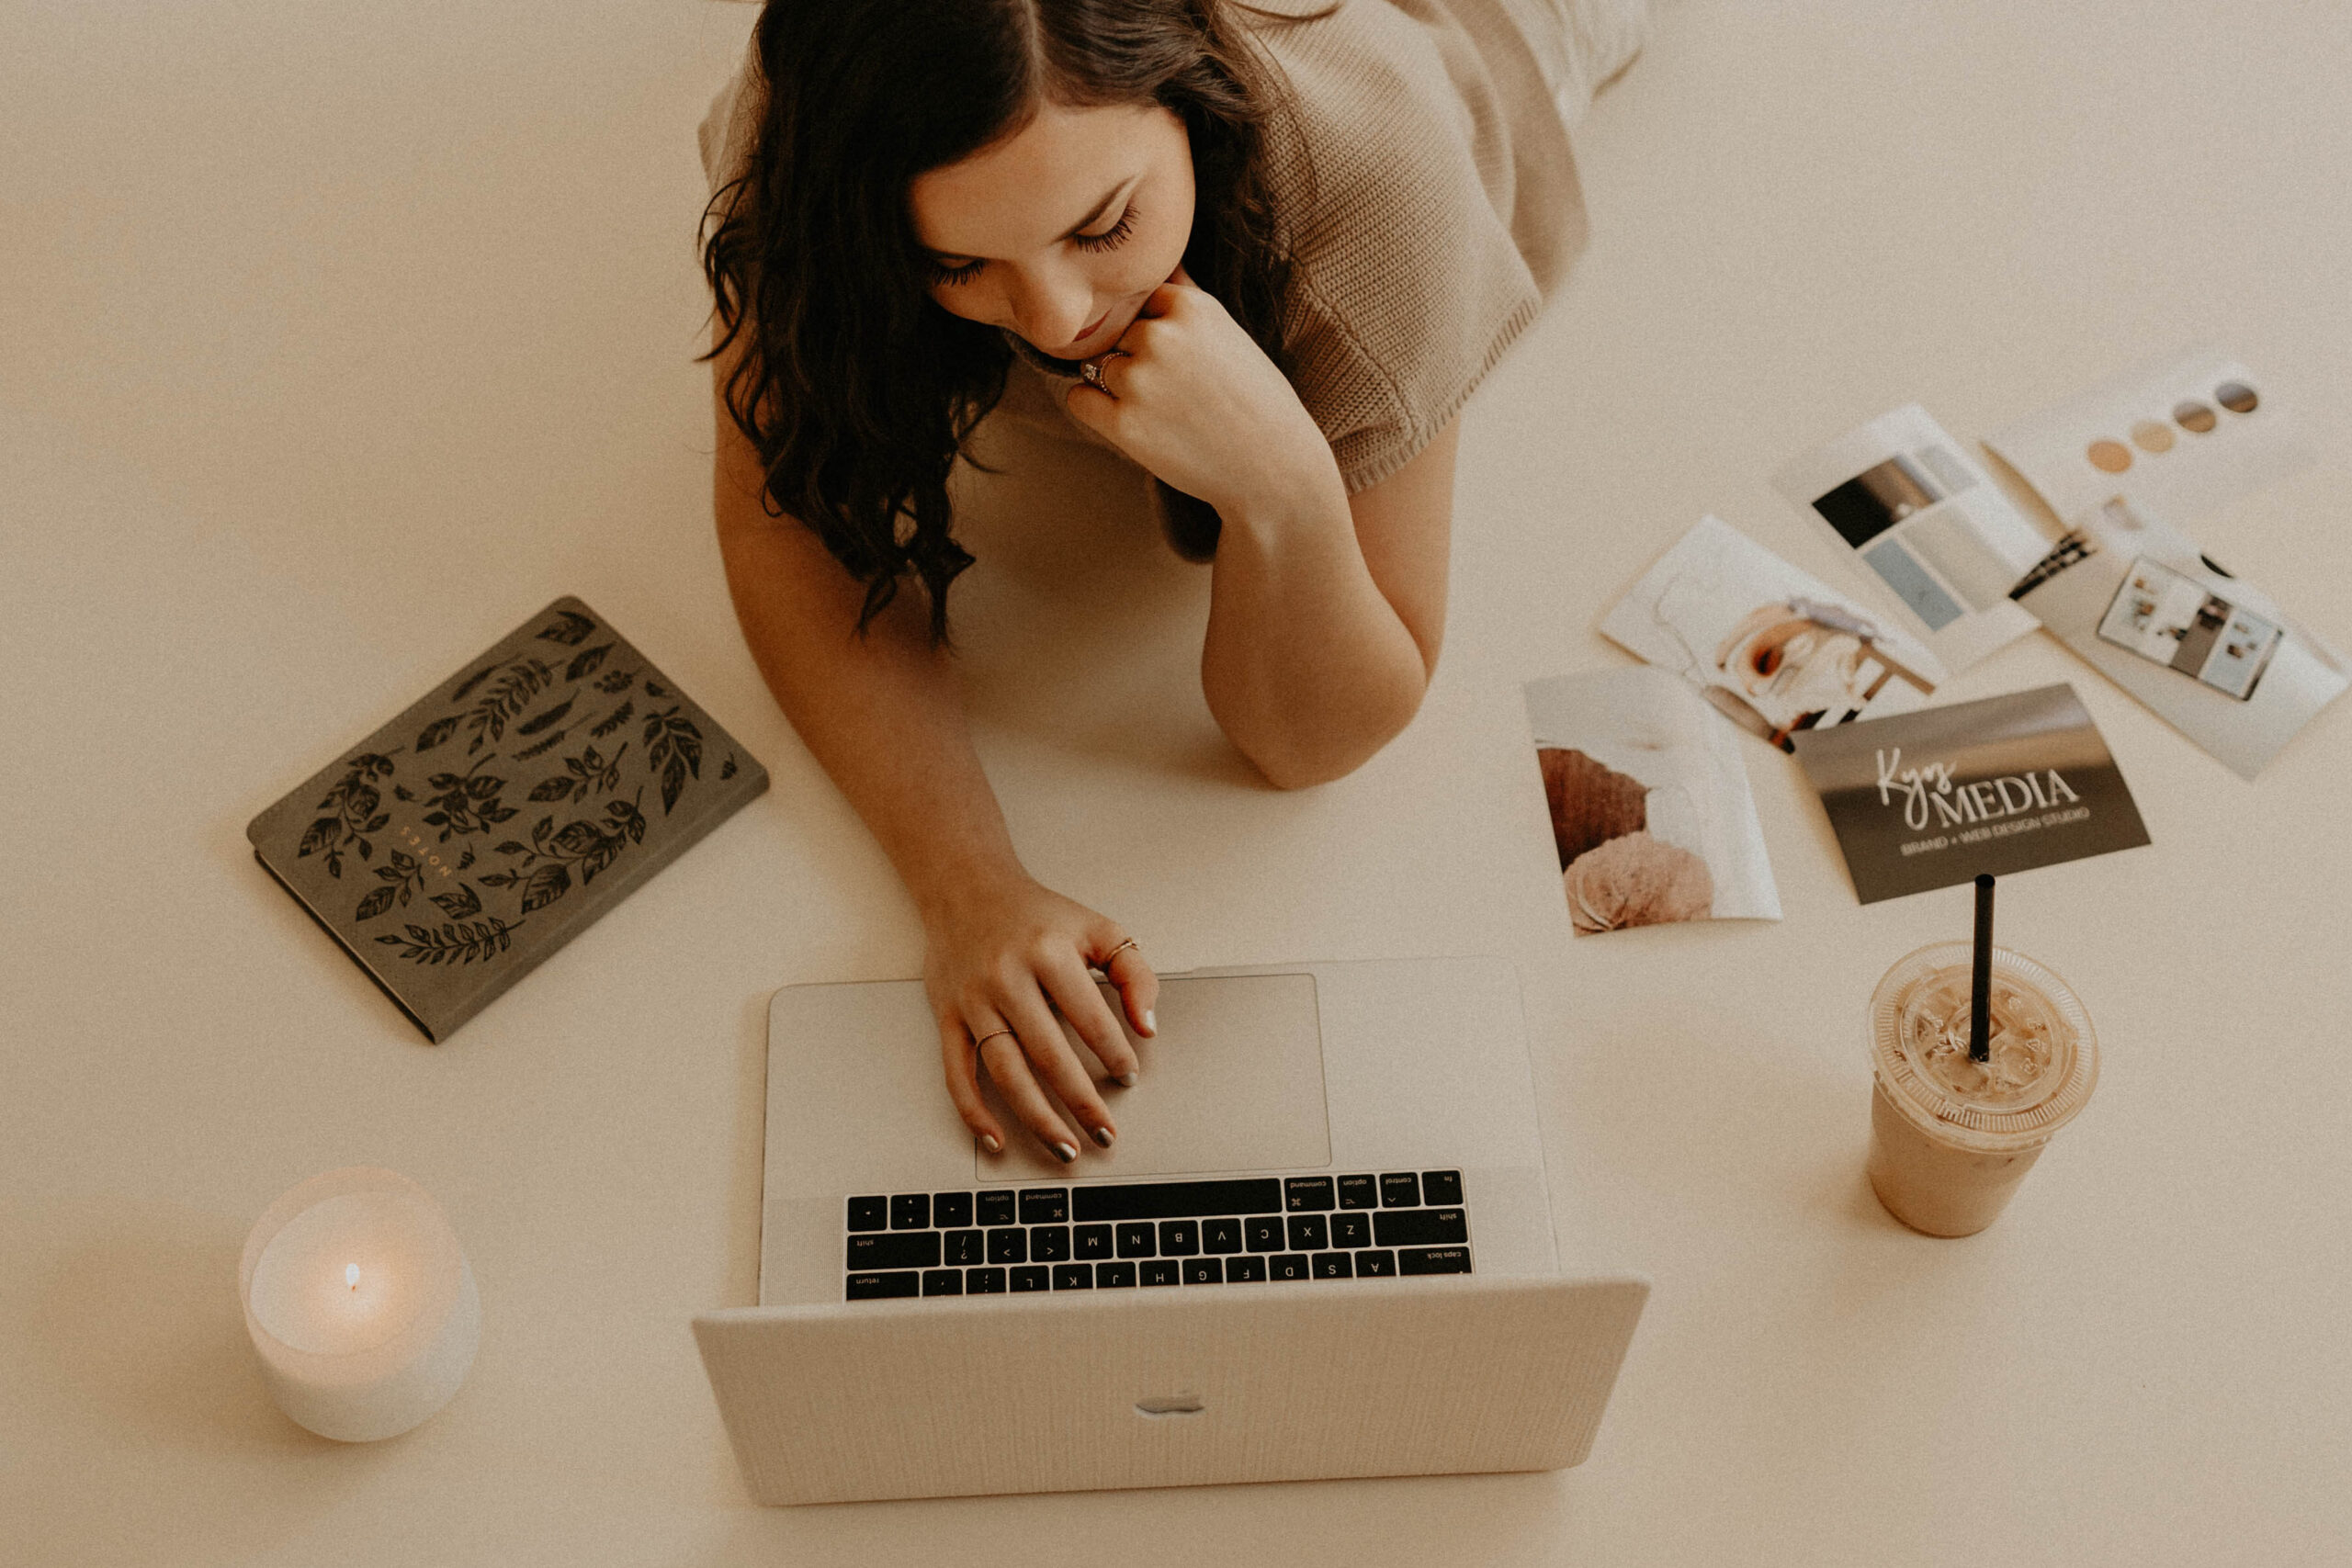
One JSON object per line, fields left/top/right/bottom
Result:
{"left": 700, "top": 0, "right": 1590, "bottom": 495}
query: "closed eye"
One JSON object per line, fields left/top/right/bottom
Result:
{"left": 923, "top": 204, "right": 1140, "bottom": 288}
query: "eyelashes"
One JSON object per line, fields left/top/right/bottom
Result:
{"left": 925, "top": 203, "right": 1140, "bottom": 288}
{"left": 1071, "top": 203, "right": 1138, "bottom": 254}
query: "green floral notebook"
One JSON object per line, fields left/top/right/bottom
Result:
{"left": 248, "top": 597, "right": 769, "bottom": 1041}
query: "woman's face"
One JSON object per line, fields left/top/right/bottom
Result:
{"left": 910, "top": 99, "right": 1195, "bottom": 360}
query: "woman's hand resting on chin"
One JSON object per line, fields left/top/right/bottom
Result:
{"left": 923, "top": 874, "right": 1159, "bottom": 1163}
{"left": 1063, "top": 265, "right": 1342, "bottom": 522}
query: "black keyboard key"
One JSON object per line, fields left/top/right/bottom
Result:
{"left": 1141, "top": 1259, "right": 1182, "bottom": 1287}
{"left": 847, "top": 1232, "right": 940, "bottom": 1270}
{"left": 1331, "top": 1213, "right": 1373, "bottom": 1249}
{"left": 1337, "top": 1174, "right": 1380, "bottom": 1210}
{"left": 1225, "top": 1254, "right": 1268, "bottom": 1282}
{"left": 1287, "top": 1214, "right": 1329, "bottom": 1251}
{"left": 922, "top": 1269, "right": 963, "bottom": 1296}
{"left": 967, "top": 1267, "right": 1008, "bottom": 1293}
{"left": 932, "top": 1191, "right": 974, "bottom": 1229}
{"left": 1203, "top": 1217, "right": 1243, "bottom": 1254}
{"left": 977, "top": 1190, "right": 1017, "bottom": 1226}
{"left": 1374, "top": 1209, "right": 1469, "bottom": 1247}
{"left": 1284, "top": 1176, "right": 1335, "bottom": 1212}
{"left": 944, "top": 1229, "right": 984, "bottom": 1267}
{"left": 1031, "top": 1225, "right": 1071, "bottom": 1262}
{"left": 1182, "top": 1258, "right": 1224, "bottom": 1285}
{"left": 986, "top": 1226, "right": 1026, "bottom": 1265}
{"left": 1011, "top": 1265, "right": 1050, "bottom": 1292}
{"left": 1115, "top": 1223, "right": 1157, "bottom": 1258}
{"left": 1096, "top": 1261, "right": 1136, "bottom": 1288}
{"left": 1421, "top": 1170, "right": 1464, "bottom": 1206}
{"left": 846, "top": 1195, "right": 888, "bottom": 1232}
{"left": 1074, "top": 1224, "right": 1114, "bottom": 1260}
{"left": 1380, "top": 1173, "right": 1420, "bottom": 1208}
{"left": 1158, "top": 1220, "right": 1200, "bottom": 1256}
{"left": 1312, "top": 1252, "right": 1354, "bottom": 1280}
{"left": 1354, "top": 1249, "right": 1396, "bottom": 1277}
{"left": 1398, "top": 1246, "right": 1472, "bottom": 1275}
{"left": 890, "top": 1193, "right": 930, "bottom": 1230}
{"left": 1071, "top": 1178, "right": 1283, "bottom": 1223}
{"left": 1244, "top": 1216, "right": 1284, "bottom": 1252}
{"left": 1052, "top": 1263, "right": 1092, "bottom": 1290}
{"left": 845, "top": 1270, "right": 919, "bottom": 1300}
{"left": 1018, "top": 1188, "right": 1069, "bottom": 1225}
{"left": 1269, "top": 1253, "right": 1309, "bottom": 1281}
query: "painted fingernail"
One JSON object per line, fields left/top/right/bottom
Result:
{"left": 1091, "top": 1126, "right": 1115, "bottom": 1149}
{"left": 980, "top": 1133, "right": 1001, "bottom": 1155}
{"left": 1051, "top": 1141, "right": 1079, "bottom": 1164}
{"left": 1117, "top": 1072, "right": 1138, "bottom": 1088}
{"left": 1143, "top": 1010, "right": 1157, "bottom": 1034}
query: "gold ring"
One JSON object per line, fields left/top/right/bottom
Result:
{"left": 1080, "top": 358, "right": 1108, "bottom": 391}
{"left": 972, "top": 1027, "right": 1016, "bottom": 1049}
{"left": 1102, "top": 938, "right": 1139, "bottom": 964}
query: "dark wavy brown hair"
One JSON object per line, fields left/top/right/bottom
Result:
{"left": 701, "top": 0, "right": 1325, "bottom": 641}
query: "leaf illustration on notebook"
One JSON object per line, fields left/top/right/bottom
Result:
{"left": 354, "top": 849, "right": 426, "bottom": 922}
{"left": 643, "top": 706, "right": 703, "bottom": 814}
{"left": 374, "top": 917, "right": 525, "bottom": 966}
{"left": 564, "top": 643, "right": 613, "bottom": 682}
{"left": 464, "top": 659, "right": 553, "bottom": 754}
{"left": 419, "top": 756, "right": 520, "bottom": 842}
{"left": 301, "top": 750, "right": 400, "bottom": 878}
{"left": 537, "top": 609, "right": 596, "bottom": 646}
{"left": 514, "top": 695, "right": 574, "bottom": 738}
{"left": 478, "top": 791, "right": 644, "bottom": 913}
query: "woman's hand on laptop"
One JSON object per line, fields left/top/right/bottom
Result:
{"left": 924, "top": 875, "right": 1158, "bottom": 1162}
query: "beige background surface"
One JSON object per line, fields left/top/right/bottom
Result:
{"left": 4, "top": 1, "right": 2347, "bottom": 1562}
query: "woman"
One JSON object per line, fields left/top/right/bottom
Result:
{"left": 698, "top": 0, "right": 1639, "bottom": 1163}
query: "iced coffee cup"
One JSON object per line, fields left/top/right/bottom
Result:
{"left": 1866, "top": 942, "right": 2098, "bottom": 1236}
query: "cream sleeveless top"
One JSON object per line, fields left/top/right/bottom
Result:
{"left": 700, "top": 0, "right": 1589, "bottom": 494}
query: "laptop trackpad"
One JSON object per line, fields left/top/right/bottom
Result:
{"left": 975, "top": 973, "right": 1331, "bottom": 1182}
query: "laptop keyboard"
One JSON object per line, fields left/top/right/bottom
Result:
{"left": 842, "top": 1171, "right": 1472, "bottom": 1300}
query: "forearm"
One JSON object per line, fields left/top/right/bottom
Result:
{"left": 716, "top": 477, "right": 1023, "bottom": 921}
{"left": 1199, "top": 462, "right": 1432, "bottom": 790}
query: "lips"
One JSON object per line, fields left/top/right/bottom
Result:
{"left": 1052, "top": 308, "right": 1115, "bottom": 357}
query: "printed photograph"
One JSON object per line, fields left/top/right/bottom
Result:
{"left": 1599, "top": 515, "right": 1944, "bottom": 751}
{"left": 1524, "top": 665, "right": 1781, "bottom": 935}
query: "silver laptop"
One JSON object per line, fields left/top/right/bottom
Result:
{"left": 693, "top": 956, "right": 1647, "bottom": 1505}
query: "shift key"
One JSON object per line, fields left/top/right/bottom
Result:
{"left": 1373, "top": 1209, "right": 1467, "bottom": 1247}
{"left": 847, "top": 1232, "right": 941, "bottom": 1270}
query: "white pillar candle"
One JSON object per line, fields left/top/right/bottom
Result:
{"left": 239, "top": 1167, "right": 481, "bottom": 1442}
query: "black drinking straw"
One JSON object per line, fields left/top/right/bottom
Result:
{"left": 1969, "top": 874, "right": 1996, "bottom": 1063}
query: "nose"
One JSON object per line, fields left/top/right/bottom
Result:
{"left": 1006, "top": 263, "right": 1098, "bottom": 354}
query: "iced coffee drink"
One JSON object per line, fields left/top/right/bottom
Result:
{"left": 1866, "top": 942, "right": 2098, "bottom": 1236}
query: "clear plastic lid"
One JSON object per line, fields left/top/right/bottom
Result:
{"left": 1869, "top": 942, "right": 2098, "bottom": 1149}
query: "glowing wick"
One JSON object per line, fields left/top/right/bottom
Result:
{"left": 345, "top": 1263, "right": 361, "bottom": 1292}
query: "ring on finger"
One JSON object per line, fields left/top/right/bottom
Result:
{"left": 972, "top": 1026, "right": 1016, "bottom": 1050}
{"left": 1102, "top": 938, "right": 1139, "bottom": 965}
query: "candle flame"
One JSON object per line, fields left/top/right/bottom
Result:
{"left": 345, "top": 1263, "right": 360, "bottom": 1291}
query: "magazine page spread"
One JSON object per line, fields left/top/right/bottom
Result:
{"left": 2010, "top": 498, "right": 2347, "bottom": 779}
{"left": 1598, "top": 515, "right": 1945, "bottom": 752}
{"left": 1772, "top": 404, "right": 2051, "bottom": 671}
{"left": 1523, "top": 665, "right": 1781, "bottom": 934}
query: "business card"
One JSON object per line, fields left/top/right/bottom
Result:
{"left": 1791, "top": 683, "right": 2151, "bottom": 903}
